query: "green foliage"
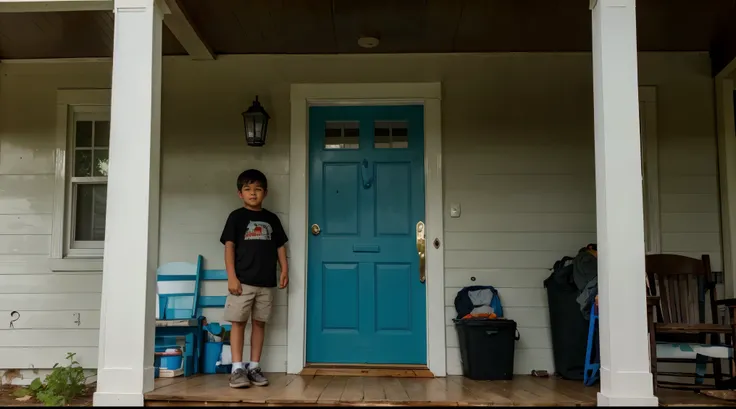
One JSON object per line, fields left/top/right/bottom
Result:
{"left": 13, "top": 353, "right": 92, "bottom": 406}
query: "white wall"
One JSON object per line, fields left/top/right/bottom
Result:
{"left": 0, "top": 52, "right": 721, "bottom": 382}
{"left": 0, "top": 63, "right": 112, "bottom": 384}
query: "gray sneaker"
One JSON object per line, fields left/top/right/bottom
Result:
{"left": 247, "top": 367, "right": 269, "bottom": 386}
{"left": 229, "top": 368, "right": 251, "bottom": 388}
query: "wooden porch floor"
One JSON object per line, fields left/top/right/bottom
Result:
{"left": 145, "top": 374, "right": 731, "bottom": 406}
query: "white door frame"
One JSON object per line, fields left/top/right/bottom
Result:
{"left": 287, "top": 83, "right": 446, "bottom": 376}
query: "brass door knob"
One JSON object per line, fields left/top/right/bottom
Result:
{"left": 311, "top": 224, "right": 321, "bottom": 236}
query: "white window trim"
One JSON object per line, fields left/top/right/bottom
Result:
{"left": 51, "top": 89, "right": 111, "bottom": 270}
{"left": 639, "top": 86, "right": 661, "bottom": 255}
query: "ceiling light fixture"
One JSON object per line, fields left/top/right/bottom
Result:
{"left": 357, "top": 36, "right": 380, "bottom": 49}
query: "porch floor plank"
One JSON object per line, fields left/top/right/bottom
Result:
{"left": 144, "top": 374, "right": 732, "bottom": 407}
{"left": 316, "top": 376, "right": 347, "bottom": 404}
{"left": 339, "top": 376, "right": 364, "bottom": 403}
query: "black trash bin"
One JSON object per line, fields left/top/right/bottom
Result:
{"left": 453, "top": 318, "right": 519, "bottom": 380}
{"left": 544, "top": 271, "right": 588, "bottom": 380}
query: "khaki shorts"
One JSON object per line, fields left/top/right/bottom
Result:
{"left": 224, "top": 284, "right": 274, "bottom": 323}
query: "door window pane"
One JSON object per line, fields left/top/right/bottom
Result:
{"left": 324, "top": 121, "right": 360, "bottom": 149}
{"left": 374, "top": 121, "right": 408, "bottom": 149}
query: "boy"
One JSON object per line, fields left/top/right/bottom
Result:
{"left": 220, "top": 169, "right": 289, "bottom": 389}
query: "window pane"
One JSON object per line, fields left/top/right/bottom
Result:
{"left": 76, "top": 121, "right": 92, "bottom": 148}
{"left": 74, "top": 150, "right": 92, "bottom": 177}
{"left": 74, "top": 184, "right": 107, "bottom": 241}
{"left": 94, "top": 149, "right": 109, "bottom": 177}
{"left": 374, "top": 125, "right": 391, "bottom": 148}
{"left": 95, "top": 121, "right": 110, "bottom": 147}
{"left": 324, "top": 121, "right": 359, "bottom": 149}
{"left": 374, "top": 121, "right": 408, "bottom": 149}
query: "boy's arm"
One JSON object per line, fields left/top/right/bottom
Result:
{"left": 278, "top": 246, "right": 289, "bottom": 288}
{"left": 220, "top": 213, "right": 241, "bottom": 295}
{"left": 225, "top": 241, "right": 242, "bottom": 295}
{"left": 225, "top": 241, "right": 237, "bottom": 278}
{"left": 274, "top": 214, "right": 289, "bottom": 289}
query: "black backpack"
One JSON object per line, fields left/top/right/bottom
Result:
{"left": 453, "top": 285, "right": 504, "bottom": 320}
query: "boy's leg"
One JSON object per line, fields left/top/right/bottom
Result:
{"left": 247, "top": 286, "right": 274, "bottom": 386}
{"left": 230, "top": 321, "right": 246, "bottom": 365}
{"left": 250, "top": 320, "right": 265, "bottom": 365}
{"left": 224, "top": 286, "right": 256, "bottom": 388}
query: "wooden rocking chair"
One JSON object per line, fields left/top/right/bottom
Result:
{"left": 645, "top": 254, "right": 736, "bottom": 392}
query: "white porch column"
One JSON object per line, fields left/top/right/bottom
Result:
{"left": 591, "top": 0, "right": 658, "bottom": 406}
{"left": 93, "top": 0, "right": 164, "bottom": 406}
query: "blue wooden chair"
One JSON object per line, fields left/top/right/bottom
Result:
{"left": 155, "top": 255, "right": 205, "bottom": 376}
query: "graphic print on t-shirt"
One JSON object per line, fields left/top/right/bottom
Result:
{"left": 244, "top": 221, "right": 273, "bottom": 241}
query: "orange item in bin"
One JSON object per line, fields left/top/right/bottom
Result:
{"left": 462, "top": 312, "right": 497, "bottom": 320}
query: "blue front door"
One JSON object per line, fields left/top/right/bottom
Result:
{"left": 306, "top": 105, "right": 427, "bottom": 364}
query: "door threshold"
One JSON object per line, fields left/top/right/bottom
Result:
{"left": 301, "top": 364, "right": 434, "bottom": 378}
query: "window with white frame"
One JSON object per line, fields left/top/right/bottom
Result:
{"left": 51, "top": 89, "right": 112, "bottom": 262}
{"left": 68, "top": 108, "right": 110, "bottom": 251}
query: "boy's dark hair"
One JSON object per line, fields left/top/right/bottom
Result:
{"left": 237, "top": 169, "right": 268, "bottom": 191}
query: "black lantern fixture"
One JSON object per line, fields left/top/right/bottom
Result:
{"left": 241, "top": 96, "right": 270, "bottom": 147}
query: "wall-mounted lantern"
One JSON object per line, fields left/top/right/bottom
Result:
{"left": 241, "top": 96, "right": 270, "bottom": 147}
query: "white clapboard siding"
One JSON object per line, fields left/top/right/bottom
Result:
{"left": 443, "top": 148, "right": 594, "bottom": 176}
{"left": 661, "top": 233, "right": 721, "bottom": 253}
{"left": 445, "top": 251, "right": 564, "bottom": 270}
{"left": 661, "top": 213, "right": 720, "bottom": 233}
{"left": 448, "top": 174, "right": 595, "bottom": 193}
{"left": 0, "top": 310, "right": 100, "bottom": 329}
{"left": 659, "top": 175, "right": 719, "bottom": 195}
{"left": 0, "top": 329, "right": 99, "bottom": 347}
{"left": 0, "top": 235, "right": 50, "bottom": 255}
{"left": 659, "top": 144, "right": 717, "bottom": 174}
{"left": 445, "top": 212, "right": 596, "bottom": 233}
{"left": 0, "top": 294, "right": 101, "bottom": 311}
{"left": 445, "top": 232, "right": 597, "bottom": 252}
{"left": 0, "top": 256, "right": 56, "bottom": 275}
{"left": 0, "top": 274, "right": 102, "bottom": 294}
{"left": 446, "top": 191, "right": 596, "bottom": 214}
{"left": 0, "top": 215, "right": 52, "bottom": 235}
{"left": 660, "top": 194, "right": 720, "bottom": 213}
{"left": 0, "top": 175, "right": 54, "bottom": 214}
{"left": 445, "top": 269, "right": 550, "bottom": 288}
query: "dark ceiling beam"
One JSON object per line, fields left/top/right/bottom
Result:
{"left": 163, "top": 0, "right": 214, "bottom": 60}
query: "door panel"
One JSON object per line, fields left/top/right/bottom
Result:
{"left": 306, "top": 105, "right": 426, "bottom": 364}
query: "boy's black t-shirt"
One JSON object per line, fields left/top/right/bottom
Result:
{"left": 220, "top": 207, "right": 288, "bottom": 288}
